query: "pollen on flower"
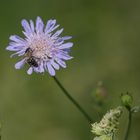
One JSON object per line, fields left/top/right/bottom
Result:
{"left": 6, "top": 17, "right": 73, "bottom": 76}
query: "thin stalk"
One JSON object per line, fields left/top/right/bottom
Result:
{"left": 124, "top": 109, "right": 132, "bottom": 140}
{"left": 53, "top": 76, "right": 93, "bottom": 123}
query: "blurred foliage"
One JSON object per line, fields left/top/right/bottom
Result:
{"left": 0, "top": 0, "right": 140, "bottom": 140}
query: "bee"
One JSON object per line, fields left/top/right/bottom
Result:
{"left": 25, "top": 48, "right": 38, "bottom": 67}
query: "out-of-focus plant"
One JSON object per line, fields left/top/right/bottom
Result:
{"left": 92, "top": 81, "right": 108, "bottom": 105}
{"left": 91, "top": 107, "right": 122, "bottom": 140}
{"left": 91, "top": 81, "right": 108, "bottom": 118}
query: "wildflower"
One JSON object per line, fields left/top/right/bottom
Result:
{"left": 6, "top": 17, "right": 73, "bottom": 76}
{"left": 91, "top": 107, "right": 122, "bottom": 140}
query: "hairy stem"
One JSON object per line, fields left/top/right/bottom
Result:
{"left": 124, "top": 109, "right": 132, "bottom": 140}
{"left": 53, "top": 76, "right": 93, "bottom": 123}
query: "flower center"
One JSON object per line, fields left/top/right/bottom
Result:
{"left": 27, "top": 34, "right": 55, "bottom": 60}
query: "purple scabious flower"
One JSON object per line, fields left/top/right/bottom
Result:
{"left": 6, "top": 17, "right": 73, "bottom": 76}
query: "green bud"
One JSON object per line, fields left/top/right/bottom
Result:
{"left": 121, "top": 93, "right": 133, "bottom": 109}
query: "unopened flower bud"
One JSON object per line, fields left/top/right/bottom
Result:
{"left": 121, "top": 93, "right": 133, "bottom": 109}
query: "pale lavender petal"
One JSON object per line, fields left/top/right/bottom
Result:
{"left": 10, "top": 35, "right": 25, "bottom": 43}
{"left": 9, "top": 42, "right": 25, "bottom": 47}
{"left": 22, "top": 31, "right": 30, "bottom": 38}
{"left": 52, "top": 28, "right": 63, "bottom": 38}
{"left": 8, "top": 41, "right": 26, "bottom": 51}
{"left": 38, "top": 62, "right": 45, "bottom": 73}
{"left": 27, "top": 67, "right": 33, "bottom": 75}
{"left": 62, "top": 36, "right": 72, "bottom": 40}
{"left": 45, "top": 19, "right": 58, "bottom": 33}
{"left": 50, "top": 24, "right": 60, "bottom": 32}
{"left": 55, "top": 58, "right": 66, "bottom": 68}
{"left": 21, "top": 19, "right": 32, "bottom": 34}
{"left": 33, "top": 68, "right": 39, "bottom": 73}
{"left": 15, "top": 59, "right": 26, "bottom": 69}
{"left": 55, "top": 38, "right": 64, "bottom": 45}
{"left": 46, "top": 62, "right": 55, "bottom": 76}
{"left": 57, "top": 53, "right": 73, "bottom": 60}
{"left": 30, "top": 20, "right": 35, "bottom": 32}
{"left": 59, "top": 42, "right": 73, "bottom": 49}
{"left": 36, "top": 16, "right": 44, "bottom": 33}
{"left": 46, "top": 19, "right": 56, "bottom": 29}
{"left": 51, "top": 60, "right": 60, "bottom": 70}
{"left": 10, "top": 50, "right": 25, "bottom": 57}
{"left": 55, "top": 37, "right": 72, "bottom": 45}
{"left": 6, "top": 45, "right": 23, "bottom": 51}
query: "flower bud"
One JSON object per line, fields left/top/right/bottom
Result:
{"left": 121, "top": 93, "right": 133, "bottom": 109}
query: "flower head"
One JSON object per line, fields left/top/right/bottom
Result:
{"left": 6, "top": 17, "right": 73, "bottom": 76}
{"left": 91, "top": 107, "right": 122, "bottom": 140}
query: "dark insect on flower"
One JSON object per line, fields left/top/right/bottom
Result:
{"left": 25, "top": 47, "right": 32, "bottom": 54}
{"left": 25, "top": 48, "right": 38, "bottom": 67}
{"left": 26, "top": 57, "right": 38, "bottom": 67}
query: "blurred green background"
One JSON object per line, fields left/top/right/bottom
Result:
{"left": 0, "top": 0, "right": 140, "bottom": 140}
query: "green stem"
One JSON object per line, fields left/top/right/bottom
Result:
{"left": 124, "top": 109, "right": 132, "bottom": 140}
{"left": 53, "top": 76, "right": 93, "bottom": 123}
